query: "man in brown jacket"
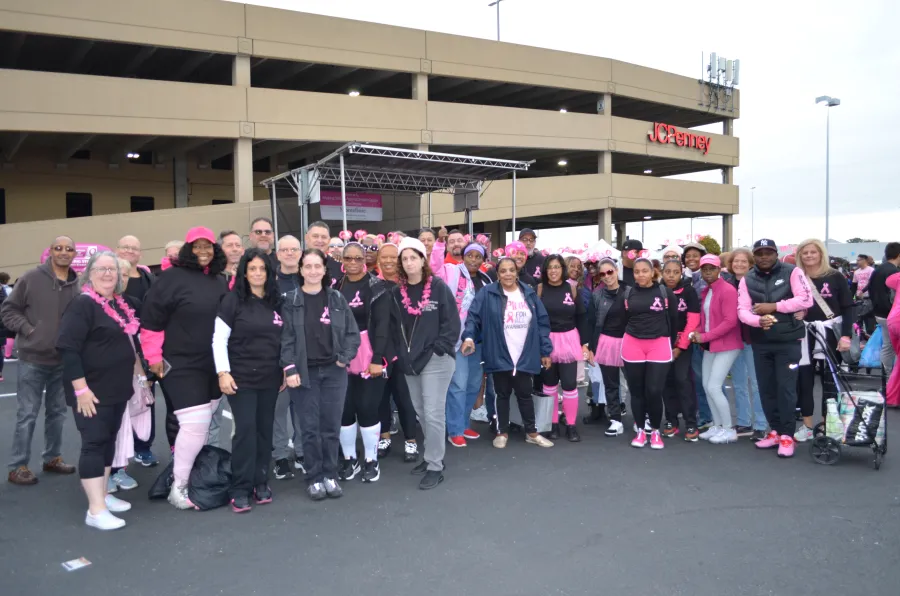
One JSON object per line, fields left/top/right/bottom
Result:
{"left": 1, "top": 236, "right": 79, "bottom": 485}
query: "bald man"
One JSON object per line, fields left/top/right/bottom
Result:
{"left": 116, "top": 235, "right": 155, "bottom": 302}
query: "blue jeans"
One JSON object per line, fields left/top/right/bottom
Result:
{"left": 446, "top": 345, "right": 483, "bottom": 437}
{"left": 691, "top": 345, "right": 712, "bottom": 424}
{"left": 730, "top": 343, "right": 767, "bottom": 430}
{"left": 8, "top": 361, "right": 67, "bottom": 471}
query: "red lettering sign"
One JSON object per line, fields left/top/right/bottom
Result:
{"left": 648, "top": 122, "right": 711, "bottom": 155}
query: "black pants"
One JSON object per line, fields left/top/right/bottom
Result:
{"left": 378, "top": 363, "right": 417, "bottom": 441}
{"left": 291, "top": 364, "right": 348, "bottom": 485}
{"left": 158, "top": 380, "right": 179, "bottom": 448}
{"left": 343, "top": 373, "right": 387, "bottom": 428}
{"left": 753, "top": 342, "right": 801, "bottom": 437}
{"left": 664, "top": 351, "right": 697, "bottom": 426}
{"left": 541, "top": 361, "right": 578, "bottom": 392}
{"left": 623, "top": 361, "right": 670, "bottom": 430}
{"left": 134, "top": 400, "right": 156, "bottom": 453}
{"left": 72, "top": 401, "right": 127, "bottom": 479}
{"left": 600, "top": 364, "right": 622, "bottom": 421}
{"left": 227, "top": 387, "right": 279, "bottom": 497}
{"left": 798, "top": 329, "right": 839, "bottom": 418}
{"left": 493, "top": 370, "right": 536, "bottom": 434}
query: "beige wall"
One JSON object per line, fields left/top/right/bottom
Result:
{"left": 610, "top": 117, "right": 739, "bottom": 166}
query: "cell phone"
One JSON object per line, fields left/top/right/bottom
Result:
{"left": 162, "top": 359, "right": 173, "bottom": 377}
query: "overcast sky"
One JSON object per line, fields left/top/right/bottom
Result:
{"left": 235, "top": 0, "right": 899, "bottom": 249}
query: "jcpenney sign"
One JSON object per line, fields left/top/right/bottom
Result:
{"left": 648, "top": 122, "right": 711, "bottom": 155}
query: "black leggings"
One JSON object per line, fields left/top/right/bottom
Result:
{"left": 798, "top": 329, "right": 839, "bottom": 418}
{"left": 378, "top": 363, "right": 417, "bottom": 441}
{"left": 228, "top": 387, "right": 279, "bottom": 497}
{"left": 541, "top": 361, "right": 578, "bottom": 392}
{"left": 623, "top": 361, "right": 670, "bottom": 430}
{"left": 72, "top": 401, "right": 127, "bottom": 479}
{"left": 493, "top": 371, "right": 536, "bottom": 434}
{"left": 663, "top": 351, "right": 696, "bottom": 425}
{"left": 343, "top": 374, "right": 387, "bottom": 428}
{"left": 600, "top": 364, "right": 622, "bottom": 421}
{"left": 158, "top": 380, "right": 179, "bottom": 448}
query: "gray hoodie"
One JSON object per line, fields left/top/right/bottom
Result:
{"left": 0, "top": 261, "right": 78, "bottom": 366}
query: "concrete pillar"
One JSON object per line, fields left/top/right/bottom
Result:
{"left": 722, "top": 166, "right": 734, "bottom": 185}
{"left": 174, "top": 153, "right": 188, "bottom": 208}
{"left": 722, "top": 214, "right": 734, "bottom": 251}
{"left": 412, "top": 73, "right": 428, "bottom": 100}
{"left": 233, "top": 137, "right": 254, "bottom": 203}
{"left": 597, "top": 151, "right": 612, "bottom": 174}
{"left": 232, "top": 54, "right": 251, "bottom": 87}
{"left": 614, "top": 222, "right": 626, "bottom": 249}
{"left": 599, "top": 92, "right": 612, "bottom": 115}
{"left": 723, "top": 118, "right": 734, "bottom": 136}
{"left": 597, "top": 207, "right": 612, "bottom": 241}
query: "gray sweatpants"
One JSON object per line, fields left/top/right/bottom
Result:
{"left": 272, "top": 390, "right": 303, "bottom": 460}
{"left": 876, "top": 317, "right": 895, "bottom": 376}
{"left": 702, "top": 349, "right": 742, "bottom": 428}
{"left": 405, "top": 354, "right": 455, "bottom": 472}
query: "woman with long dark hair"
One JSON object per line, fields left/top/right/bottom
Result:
{"left": 538, "top": 254, "right": 590, "bottom": 441}
{"left": 390, "top": 238, "right": 459, "bottom": 490}
{"left": 282, "top": 249, "right": 360, "bottom": 501}
{"left": 212, "top": 248, "right": 283, "bottom": 512}
{"left": 337, "top": 243, "right": 392, "bottom": 483}
{"left": 621, "top": 258, "right": 678, "bottom": 450}
{"left": 140, "top": 227, "right": 228, "bottom": 509}
{"left": 660, "top": 258, "right": 700, "bottom": 441}
{"left": 587, "top": 258, "right": 628, "bottom": 436}
{"left": 462, "top": 257, "right": 554, "bottom": 449}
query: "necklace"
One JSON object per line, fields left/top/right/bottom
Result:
{"left": 83, "top": 287, "right": 140, "bottom": 335}
{"left": 399, "top": 277, "right": 432, "bottom": 316}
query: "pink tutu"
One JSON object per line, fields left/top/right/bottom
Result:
{"left": 348, "top": 330, "right": 373, "bottom": 375}
{"left": 594, "top": 334, "right": 624, "bottom": 367}
{"left": 550, "top": 329, "right": 583, "bottom": 364}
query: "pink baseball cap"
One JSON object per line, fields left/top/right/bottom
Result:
{"left": 699, "top": 254, "right": 721, "bottom": 268}
{"left": 185, "top": 226, "right": 216, "bottom": 244}
{"left": 505, "top": 241, "right": 526, "bottom": 256}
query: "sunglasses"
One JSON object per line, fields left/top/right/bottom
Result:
{"left": 362, "top": 245, "right": 378, "bottom": 252}
{"left": 328, "top": 243, "right": 344, "bottom": 249}
{"left": 252, "top": 229, "right": 273, "bottom": 236}
{"left": 52, "top": 245, "right": 76, "bottom": 253}
{"left": 600, "top": 269, "right": 616, "bottom": 277}
{"left": 343, "top": 256, "right": 365, "bottom": 263}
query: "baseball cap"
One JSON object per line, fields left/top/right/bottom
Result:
{"left": 752, "top": 239, "right": 777, "bottom": 254}
{"left": 682, "top": 241, "right": 707, "bottom": 255}
{"left": 185, "top": 226, "right": 216, "bottom": 244}
{"left": 699, "top": 254, "right": 721, "bottom": 268}
{"left": 622, "top": 239, "right": 643, "bottom": 251}
{"left": 518, "top": 228, "right": 537, "bottom": 240}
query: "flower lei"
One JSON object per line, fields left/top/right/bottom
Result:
{"left": 399, "top": 277, "right": 432, "bottom": 316}
{"left": 83, "top": 287, "right": 140, "bottom": 335}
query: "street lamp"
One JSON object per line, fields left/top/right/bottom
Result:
{"left": 488, "top": 0, "right": 505, "bottom": 41}
{"left": 750, "top": 186, "right": 756, "bottom": 242}
{"left": 816, "top": 95, "right": 841, "bottom": 250}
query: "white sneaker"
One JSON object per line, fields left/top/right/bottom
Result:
{"left": 167, "top": 484, "right": 194, "bottom": 510}
{"left": 794, "top": 425, "right": 814, "bottom": 443}
{"left": 605, "top": 420, "right": 624, "bottom": 437}
{"left": 470, "top": 405, "right": 489, "bottom": 423}
{"left": 699, "top": 425, "right": 722, "bottom": 441}
{"left": 710, "top": 427, "right": 738, "bottom": 444}
{"left": 104, "top": 493, "right": 131, "bottom": 512}
{"left": 85, "top": 509, "right": 126, "bottom": 531}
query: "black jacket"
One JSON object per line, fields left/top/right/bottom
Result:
{"left": 389, "top": 276, "right": 460, "bottom": 376}
{"left": 870, "top": 261, "right": 899, "bottom": 319}
{"left": 280, "top": 287, "right": 360, "bottom": 388}
{"left": 587, "top": 286, "right": 626, "bottom": 351}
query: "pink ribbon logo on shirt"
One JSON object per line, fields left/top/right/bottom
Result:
{"left": 562, "top": 293, "right": 575, "bottom": 306}
{"left": 273, "top": 312, "right": 283, "bottom": 327}
{"left": 820, "top": 283, "right": 832, "bottom": 298}
{"left": 348, "top": 291, "right": 364, "bottom": 308}
{"left": 650, "top": 297, "right": 664, "bottom": 311}
{"left": 678, "top": 298, "right": 687, "bottom": 312}
{"left": 320, "top": 307, "right": 331, "bottom": 325}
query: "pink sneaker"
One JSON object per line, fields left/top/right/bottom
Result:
{"left": 777, "top": 435, "right": 795, "bottom": 458}
{"left": 631, "top": 429, "right": 647, "bottom": 448}
{"left": 755, "top": 431, "right": 780, "bottom": 449}
{"left": 650, "top": 430, "right": 664, "bottom": 450}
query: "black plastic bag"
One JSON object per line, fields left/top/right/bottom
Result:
{"left": 845, "top": 400, "right": 884, "bottom": 446}
{"left": 148, "top": 460, "right": 174, "bottom": 500}
{"left": 187, "top": 446, "right": 232, "bottom": 511}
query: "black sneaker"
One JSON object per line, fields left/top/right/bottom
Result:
{"left": 362, "top": 460, "right": 380, "bottom": 483}
{"left": 582, "top": 403, "right": 606, "bottom": 425}
{"left": 274, "top": 458, "right": 293, "bottom": 480}
{"left": 751, "top": 429, "right": 769, "bottom": 442}
{"left": 662, "top": 421, "right": 676, "bottom": 437}
{"left": 684, "top": 426, "right": 699, "bottom": 442}
{"left": 419, "top": 470, "right": 444, "bottom": 490}
{"left": 411, "top": 460, "right": 444, "bottom": 475}
{"left": 566, "top": 425, "right": 581, "bottom": 442}
{"left": 307, "top": 482, "right": 326, "bottom": 501}
{"left": 231, "top": 494, "right": 252, "bottom": 513}
{"left": 339, "top": 457, "right": 361, "bottom": 481}
{"left": 547, "top": 423, "right": 560, "bottom": 440}
{"left": 734, "top": 425, "right": 754, "bottom": 437}
{"left": 294, "top": 455, "right": 306, "bottom": 473}
{"left": 403, "top": 441, "right": 418, "bottom": 463}
{"left": 378, "top": 437, "right": 392, "bottom": 458}
{"left": 323, "top": 478, "right": 343, "bottom": 498}
{"left": 253, "top": 484, "right": 273, "bottom": 505}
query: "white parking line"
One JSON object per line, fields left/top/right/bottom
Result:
{"left": 0, "top": 393, "right": 16, "bottom": 398}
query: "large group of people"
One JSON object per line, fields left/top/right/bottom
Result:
{"left": 2, "top": 221, "right": 899, "bottom": 531}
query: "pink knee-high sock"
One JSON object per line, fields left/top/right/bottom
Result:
{"left": 562, "top": 389, "right": 580, "bottom": 426}
{"left": 173, "top": 402, "right": 215, "bottom": 487}
{"left": 4, "top": 338, "right": 13, "bottom": 359}
{"left": 544, "top": 385, "right": 559, "bottom": 423}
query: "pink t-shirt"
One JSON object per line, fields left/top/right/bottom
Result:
{"left": 853, "top": 266, "right": 873, "bottom": 295}
{"left": 503, "top": 288, "right": 532, "bottom": 367}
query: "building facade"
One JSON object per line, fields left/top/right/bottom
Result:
{"left": 0, "top": 0, "right": 740, "bottom": 277}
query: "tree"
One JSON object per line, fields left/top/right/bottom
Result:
{"left": 697, "top": 235, "right": 721, "bottom": 255}
{"left": 847, "top": 237, "right": 879, "bottom": 243}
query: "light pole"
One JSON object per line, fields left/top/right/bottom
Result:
{"left": 816, "top": 95, "right": 840, "bottom": 250}
{"left": 488, "top": 0, "right": 505, "bottom": 41}
{"left": 750, "top": 186, "right": 756, "bottom": 242}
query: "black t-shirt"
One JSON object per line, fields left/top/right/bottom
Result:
{"left": 807, "top": 271, "right": 853, "bottom": 337}
{"left": 670, "top": 281, "right": 700, "bottom": 334}
{"left": 339, "top": 276, "right": 372, "bottom": 331}
{"left": 57, "top": 294, "right": 136, "bottom": 406}
{"left": 326, "top": 256, "right": 343, "bottom": 288}
{"left": 601, "top": 287, "right": 627, "bottom": 338}
{"left": 124, "top": 269, "right": 153, "bottom": 302}
{"left": 621, "top": 267, "right": 635, "bottom": 287}
{"left": 540, "top": 282, "right": 583, "bottom": 333}
{"left": 217, "top": 292, "right": 282, "bottom": 389}
{"left": 471, "top": 272, "right": 488, "bottom": 293}
{"left": 525, "top": 253, "right": 545, "bottom": 280}
{"left": 303, "top": 290, "right": 335, "bottom": 367}
{"left": 624, "top": 284, "right": 678, "bottom": 340}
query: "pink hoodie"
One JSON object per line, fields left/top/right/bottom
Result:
{"left": 697, "top": 277, "right": 743, "bottom": 352}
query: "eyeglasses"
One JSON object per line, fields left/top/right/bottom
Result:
{"left": 343, "top": 256, "right": 365, "bottom": 263}
{"left": 363, "top": 245, "right": 378, "bottom": 252}
{"left": 252, "top": 229, "right": 273, "bottom": 236}
{"left": 600, "top": 270, "right": 616, "bottom": 277}
{"left": 279, "top": 247, "right": 300, "bottom": 254}
{"left": 52, "top": 245, "right": 76, "bottom": 253}
{"left": 117, "top": 245, "right": 141, "bottom": 253}
{"left": 328, "top": 243, "right": 344, "bottom": 248}
{"left": 91, "top": 266, "right": 117, "bottom": 275}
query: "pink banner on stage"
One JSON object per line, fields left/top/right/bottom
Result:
{"left": 320, "top": 191, "right": 383, "bottom": 222}
{"left": 40, "top": 243, "right": 112, "bottom": 273}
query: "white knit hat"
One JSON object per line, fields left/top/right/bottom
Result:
{"left": 661, "top": 244, "right": 683, "bottom": 257}
{"left": 398, "top": 237, "right": 427, "bottom": 259}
